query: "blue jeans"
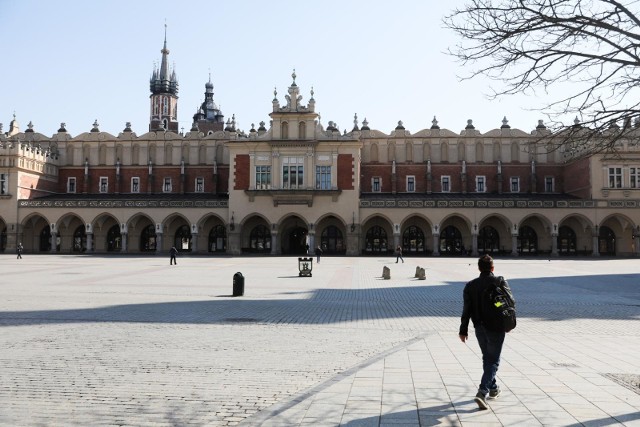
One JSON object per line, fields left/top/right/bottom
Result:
{"left": 474, "top": 324, "right": 505, "bottom": 395}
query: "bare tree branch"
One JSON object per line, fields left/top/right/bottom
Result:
{"left": 444, "top": 0, "right": 640, "bottom": 158}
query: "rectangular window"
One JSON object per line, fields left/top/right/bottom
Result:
{"left": 67, "top": 177, "right": 76, "bottom": 194}
{"left": 0, "top": 173, "right": 7, "bottom": 195}
{"left": 372, "top": 177, "right": 381, "bottom": 192}
{"left": 255, "top": 165, "right": 271, "bottom": 189}
{"left": 545, "top": 176, "right": 554, "bottom": 193}
{"left": 406, "top": 176, "right": 415, "bottom": 192}
{"left": 163, "top": 177, "right": 172, "bottom": 193}
{"left": 195, "top": 177, "right": 204, "bottom": 192}
{"left": 476, "top": 176, "right": 485, "bottom": 193}
{"left": 441, "top": 176, "right": 450, "bottom": 193}
{"left": 630, "top": 167, "right": 640, "bottom": 188}
{"left": 282, "top": 157, "right": 304, "bottom": 189}
{"left": 99, "top": 177, "right": 108, "bottom": 193}
{"left": 510, "top": 177, "right": 520, "bottom": 193}
{"left": 608, "top": 167, "right": 622, "bottom": 188}
{"left": 131, "top": 177, "right": 140, "bottom": 193}
{"left": 316, "top": 166, "right": 332, "bottom": 190}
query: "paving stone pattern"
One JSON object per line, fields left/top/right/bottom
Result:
{"left": 0, "top": 255, "right": 639, "bottom": 426}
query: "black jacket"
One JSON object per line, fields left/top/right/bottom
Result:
{"left": 459, "top": 272, "right": 512, "bottom": 335}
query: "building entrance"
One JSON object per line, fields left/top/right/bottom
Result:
{"left": 284, "top": 226, "right": 308, "bottom": 255}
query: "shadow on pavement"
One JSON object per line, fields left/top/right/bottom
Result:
{"left": 1, "top": 273, "right": 639, "bottom": 327}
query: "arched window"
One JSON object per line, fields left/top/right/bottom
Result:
{"left": 149, "top": 145, "right": 157, "bottom": 162}
{"left": 441, "top": 142, "right": 449, "bottom": 162}
{"left": 476, "top": 142, "right": 483, "bottom": 162}
{"left": 208, "top": 225, "right": 227, "bottom": 252}
{"left": 478, "top": 226, "right": 500, "bottom": 254}
{"left": 406, "top": 143, "right": 413, "bottom": 162}
{"left": 73, "top": 225, "right": 86, "bottom": 252}
{"left": 439, "top": 225, "right": 462, "bottom": 255}
{"left": 365, "top": 226, "right": 388, "bottom": 253}
{"left": 458, "top": 142, "right": 465, "bottom": 162}
{"left": 216, "top": 145, "right": 224, "bottom": 163}
{"left": 511, "top": 142, "right": 519, "bottom": 162}
{"left": 281, "top": 122, "right": 289, "bottom": 139}
{"left": 182, "top": 145, "right": 189, "bottom": 164}
{"left": 423, "top": 143, "right": 431, "bottom": 161}
{"left": 99, "top": 145, "right": 107, "bottom": 165}
{"left": 106, "top": 224, "right": 121, "bottom": 252}
{"left": 199, "top": 145, "right": 206, "bottom": 165}
{"left": 598, "top": 226, "right": 616, "bottom": 255}
{"left": 175, "top": 225, "right": 192, "bottom": 251}
{"left": 67, "top": 144, "right": 75, "bottom": 166}
{"left": 493, "top": 142, "right": 500, "bottom": 160}
{"left": 132, "top": 144, "right": 140, "bottom": 165}
{"left": 299, "top": 122, "right": 306, "bottom": 139}
{"left": 558, "top": 226, "right": 576, "bottom": 254}
{"left": 402, "top": 226, "right": 425, "bottom": 253}
{"left": 140, "top": 225, "right": 156, "bottom": 252}
{"left": 320, "top": 226, "right": 344, "bottom": 254}
{"left": 371, "top": 143, "right": 379, "bottom": 162}
{"left": 165, "top": 144, "right": 173, "bottom": 164}
{"left": 116, "top": 145, "right": 123, "bottom": 163}
{"left": 163, "top": 96, "right": 169, "bottom": 115}
{"left": 387, "top": 143, "right": 396, "bottom": 161}
{"left": 518, "top": 225, "right": 538, "bottom": 254}
{"left": 250, "top": 224, "right": 271, "bottom": 253}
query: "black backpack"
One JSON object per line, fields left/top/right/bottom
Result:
{"left": 481, "top": 276, "right": 517, "bottom": 332}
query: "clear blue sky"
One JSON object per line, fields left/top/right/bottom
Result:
{"left": 1, "top": 0, "right": 550, "bottom": 137}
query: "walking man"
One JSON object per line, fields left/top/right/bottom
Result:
{"left": 459, "top": 255, "right": 514, "bottom": 410}
{"left": 395, "top": 245, "right": 404, "bottom": 263}
{"left": 169, "top": 246, "right": 178, "bottom": 265}
{"left": 315, "top": 245, "right": 323, "bottom": 263}
{"left": 16, "top": 242, "right": 23, "bottom": 259}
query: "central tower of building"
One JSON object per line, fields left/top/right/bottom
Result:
{"left": 149, "top": 26, "right": 179, "bottom": 132}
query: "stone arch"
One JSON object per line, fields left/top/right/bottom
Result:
{"left": 558, "top": 213, "right": 593, "bottom": 255}
{"left": 387, "top": 142, "right": 396, "bottom": 161}
{"left": 439, "top": 214, "right": 473, "bottom": 255}
{"left": 132, "top": 144, "right": 140, "bottom": 165}
{"left": 127, "top": 213, "right": 157, "bottom": 253}
{"left": 511, "top": 141, "right": 519, "bottom": 162}
{"left": 56, "top": 213, "right": 87, "bottom": 253}
{"left": 315, "top": 214, "right": 348, "bottom": 255}
{"left": 361, "top": 215, "right": 394, "bottom": 254}
{"left": 399, "top": 214, "right": 433, "bottom": 255}
{"left": 406, "top": 142, "right": 413, "bottom": 162}
{"left": 441, "top": 142, "right": 449, "bottom": 162}
{"left": 281, "top": 121, "right": 289, "bottom": 139}
{"left": 20, "top": 213, "right": 52, "bottom": 253}
{"left": 165, "top": 144, "right": 173, "bottom": 165}
{"left": 92, "top": 212, "right": 120, "bottom": 252}
{"left": 371, "top": 143, "right": 379, "bottom": 162}
{"left": 199, "top": 145, "right": 206, "bottom": 165}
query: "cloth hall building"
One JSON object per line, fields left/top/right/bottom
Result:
{"left": 2, "top": 38, "right": 640, "bottom": 258}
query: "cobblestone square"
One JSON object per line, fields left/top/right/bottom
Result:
{"left": 1, "top": 255, "right": 639, "bottom": 426}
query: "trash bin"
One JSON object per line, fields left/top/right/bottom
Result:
{"left": 233, "top": 272, "right": 244, "bottom": 297}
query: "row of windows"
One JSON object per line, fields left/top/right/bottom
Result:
{"left": 254, "top": 164, "right": 333, "bottom": 190}
{"left": 370, "top": 175, "right": 555, "bottom": 193}
{"left": 607, "top": 166, "right": 640, "bottom": 188}
{"left": 67, "top": 177, "right": 206, "bottom": 194}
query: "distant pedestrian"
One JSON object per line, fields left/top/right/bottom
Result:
{"left": 459, "top": 255, "right": 515, "bottom": 410}
{"left": 305, "top": 243, "right": 310, "bottom": 254}
{"left": 169, "top": 246, "right": 178, "bottom": 265}
{"left": 315, "top": 245, "right": 323, "bottom": 263}
{"left": 16, "top": 243, "right": 23, "bottom": 259}
{"left": 395, "top": 245, "right": 404, "bottom": 263}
